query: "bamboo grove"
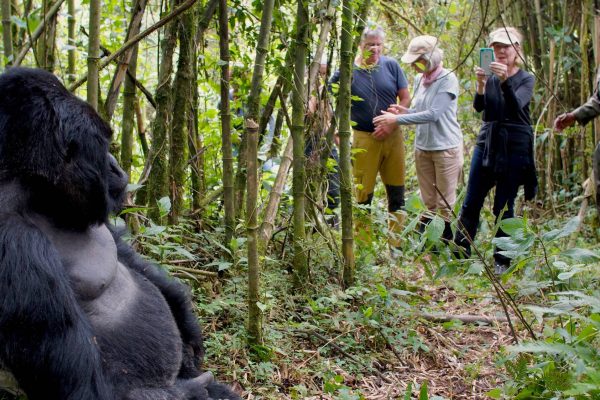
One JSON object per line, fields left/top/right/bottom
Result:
{"left": 1, "top": 0, "right": 600, "bottom": 348}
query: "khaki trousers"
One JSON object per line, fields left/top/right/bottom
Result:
{"left": 352, "top": 128, "right": 406, "bottom": 248}
{"left": 352, "top": 128, "right": 405, "bottom": 203}
{"left": 414, "top": 146, "right": 463, "bottom": 218}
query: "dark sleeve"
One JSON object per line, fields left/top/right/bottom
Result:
{"left": 0, "top": 216, "right": 112, "bottom": 400}
{"left": 328, "top": 70, "right": 341, "bottom": 92}
{"left": 572, "top": 85, "right": 600, "bottom": 126}
{"left": 473, "top": 93, "right": 484, "bottom": 112}
{"left": 109, "top": 226, "right": 204, "bottom": 378}
{"left": 500, "top": 73, "right": 535, "bottom": 112}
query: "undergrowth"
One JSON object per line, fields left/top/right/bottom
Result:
{"left": 126, "top": 189, "right": 600, "bottom": 399}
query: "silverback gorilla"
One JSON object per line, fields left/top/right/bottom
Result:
{"left": 0, "top": 68, "right": 240, "bottom": 400}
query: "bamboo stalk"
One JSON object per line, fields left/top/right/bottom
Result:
{"left": 86, "top": 0, "right": 101, "bottom": 109}
{"left": 13, "top": 0, "right": 65, "bottom": 66}
{"left": 259, "top": 136, "right": 294, "bottom": 254}
{"left": 338, "top": 0, "right": 356, "bottom": 288}
{"left": 219, "top": 0, "right": 234, "bottom": 249}
{"left": 103, "top": 0, "right": 148, "bottom": 121}
{"left": 291, "top": 0, "right": 309, "bottom": 284}
{"left": 1, "top": 0, "right": 13, "bottom": 65}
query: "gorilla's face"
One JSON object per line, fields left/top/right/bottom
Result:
{"left": 0, "top": 68, "right": 123, "bottom": 229}
{"left": 108, "top": 154, "right": 129, "bottom": 214}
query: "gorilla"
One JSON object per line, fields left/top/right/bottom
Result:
{"left": 0, "top": 68, "right": 240, "bottom": 400}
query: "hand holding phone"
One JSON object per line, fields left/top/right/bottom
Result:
{"left": 479, "top": 48, "right": 494, "bottom": 76}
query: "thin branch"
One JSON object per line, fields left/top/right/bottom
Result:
{"left": 13, "top": 0, "right": 65, "bottom": 66}
{"left": 68, "top": 0, "right": 199, "bottom": 91}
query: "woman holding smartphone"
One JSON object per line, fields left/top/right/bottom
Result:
{"left": 373, "top": 35, "right": 463, "bottom": 245}
{"left": 453, "top": 27, "right": 537, "bottom": 274}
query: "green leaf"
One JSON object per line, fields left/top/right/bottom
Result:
{"left": 557, "top": 265, "right": 585, "bottom": 280}
{"left": 174, "top": 246, "right": 195, "bottom": 260}
{"left": 406, "top": 193, "right": 427, "bottom": 213}
{"left": 256, "top": 301, "right": 268, "bottom": 312}
{"left": 126, "top": 183, "right": 144, "bottom": 192}
{"left": 425, "top": 215, "right": 444, "bottom": 243}
{"left": 507, "top": 341, "right": 576, "bottom": 356}
{"left": 157, "top": 196, "right": 171, "bottom": 217}
{"left": 419, "top": 380, "right": 429, "bottom": 400}
{"left": 467, "top": 261, "right": 485, "bottom": 275}
{"left": 560, "top": 248, "right": 600, "bottom": 263}
{"left": 486, "top": 388, "right": 502, "bottom": 398}
{"left": 500, "top": 217, "right": 525, "bottom": 236}
{"left": 404, "top": 382, "right": 412, "bottom": 400}
{"left": 542, "top": 216, "right": 580, "bottom": 242}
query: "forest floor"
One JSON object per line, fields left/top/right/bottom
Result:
{"left": 201, "top": 243, "right": 526, "bottom": 400}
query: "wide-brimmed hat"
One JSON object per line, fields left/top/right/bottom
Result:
{"left": 488, "top": 27, "right": 522, "bottom": 46}
{"left": 400, "top": 35, "right": 439, "bottom": 64}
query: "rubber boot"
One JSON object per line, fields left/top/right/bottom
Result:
{"left": 442, "top": 221, "right": 453, "bottom": 243}
{"left": 388, "top": 209, "right": 407, "bottom": 249}
{"left": 386, "top": 185, "right": 405, "bottom": 249}
{"left": 453, "top": 215, "right": 473, "bottom": 259}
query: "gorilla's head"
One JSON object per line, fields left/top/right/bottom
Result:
{"left": 0, "top": 68, "right": 127, "bottom": 229}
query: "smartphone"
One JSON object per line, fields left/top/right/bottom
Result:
{"left": 480, "top": 48, "right": 494, "bottom": 76}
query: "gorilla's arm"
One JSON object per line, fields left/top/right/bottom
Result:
{"left": 0, "top": 215, "right": 112, "bottom": 400}
{"left": 110, "top": 226, "right": 204, "bottom": 378}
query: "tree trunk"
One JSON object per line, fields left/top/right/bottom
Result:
{"left": 594, "top": 8, "right": 600, "bottom": 146}
{"left": 1, "top": 0, "right": 13, "bottom": 65}
{"left": 37, "top": 0, "right": 58, "bottom": 71}
{"left": 104, "top": 0, "right": 148, "bottom": 121}
{"left": 120, "top": 46, "right": 139, "bottom": 179}
{"left": 219, "top": 0, "right": 234, "bottom": 249}
{"left": 168, "top": 5, "right": 195, "bottom": 224}
{"left": 135, "top": 99, "right": 149, "bottom": 157}
{"left": 580, "top": 0, "right": 590, "bottom": 174}
{"left": 67, "top": 0, "right": 75, "bottom": 80}
{"left": 291, "top": 0, "right": 309, "bottom": 285}
{"left": 245, "top": 0, "right": 275, "bottom": 347}
{"left": 146, "top": 0, "right": 178, "bottom": 222}
{"left": 87, "top": 0, "right": 101, "bottom": 109}
{"left": 259, "top": 136, "right": 293, "bottom": 255}
{"left": 188, "top": 46, "right": 203, "bottom": 211}
{"left": 338, "top": 0, "right": 356, "bottom": 288}
{"left": 189, "top": 0, "right": 217, "bottom": 212}
{"left": 246, "top": 118, "right": 263, "bottom": 346}
{"left": 234, "top": 0, "right": 275, "bottom": 219}
{"left": 13, "top": 0, "right": 65, "bottom": 66}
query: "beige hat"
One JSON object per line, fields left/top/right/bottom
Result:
{"left": 400, "top": 35, "right": 439, "bottom": 64}
{"left": 488, "top": 27, "right": 522, "bottom": 46}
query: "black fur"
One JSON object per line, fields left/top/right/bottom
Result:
{"left": 0, "top": 68, "right": 240, "bottom": 400}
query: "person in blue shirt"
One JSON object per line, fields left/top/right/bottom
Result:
{"left": 331, "top": 26, "right": 410, "bottom": 249}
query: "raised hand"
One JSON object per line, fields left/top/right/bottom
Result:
{"left": 554, "top": 113, "right": 576, "bottom": 131}
{"left": 489, "top": 61, "right": 508, "bottom": 82}
{"left": 387, "top": 104, "right": 409, "bottom": 115}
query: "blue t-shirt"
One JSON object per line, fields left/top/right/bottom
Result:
{"left": 331, "top": 56, "right": 408, "bottom": 132}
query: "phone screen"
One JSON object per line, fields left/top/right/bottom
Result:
{"left": 480, "top": 48, "right": 494, "bottom": 76}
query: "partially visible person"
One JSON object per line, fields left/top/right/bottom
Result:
{"left": 554, "top": 71, "right": 600, "bottom": 215}
{"left": 306, "top": 56, "right": 340, "bottom": 224}
{"left": 453, "top": 27, "right": 537, "bottom": 274}
{"left": 330, "top": 25, "right": 410, "bottom": 249}
{"left": 373, "top": 35, "right": 463, "bottom": 245}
